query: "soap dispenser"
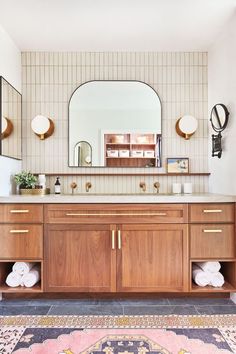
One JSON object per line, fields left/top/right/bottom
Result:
{"left": 54, "top": 176, "right": 61, "bottom": 194}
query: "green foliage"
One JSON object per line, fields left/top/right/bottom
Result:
{"left": 14, "top": 171, "right": 37, "bottom": 189}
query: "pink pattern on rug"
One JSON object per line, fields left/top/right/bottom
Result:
{"left": 13, "top": 328, "right": 231, "bottom": 354}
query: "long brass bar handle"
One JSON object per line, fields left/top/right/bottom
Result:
{"left": 10, "top": 230, "right": 29, "bottom": 234}
{"left": 111, "top": 230, "right": 115, "bottom": 250}
{"left": 10, "top": 209, "right": 29, "bottom": 213}
{"left": 203, "top": 209, "right": 222, "bottom": 213}
{"left": 203, "top": 229, "right": 223, "bottom": 233}
{"left": 66, "top": 212, "right": 167, "bottom": 216}
{"left": 118, "top": 230, "right": 122, "bottom": 250}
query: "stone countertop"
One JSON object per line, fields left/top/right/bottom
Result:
{"left": 0, "top": 193, "right": 235, "bottom": 203}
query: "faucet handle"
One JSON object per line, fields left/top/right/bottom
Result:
{"left": 70, "top": 182, "right": 77, "bottom": 195}
{"left": 154, "top": 181, "right": 160, "bottom": 193}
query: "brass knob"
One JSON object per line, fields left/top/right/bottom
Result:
{"left": 154, "top": 181, "right": 160, "bottom": 193}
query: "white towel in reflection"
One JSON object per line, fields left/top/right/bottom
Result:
{"left": 22, "top": 266, "right": 40, "bottom": 288}
{"left": 12, "top": 262, "right": 35, "bottom": 276}
{"left": 192, "top": 265, "right": 211, "bottom": 287}
{"left": 209, "top": 272, "right": 225, "bottom": 287}
{"left": 6, "top": 272, "right": 23, "bottom": 287}
{"left": 196, "top": 261, "right": 221, "bottom": 273}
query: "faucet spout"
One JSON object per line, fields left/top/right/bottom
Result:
{"left": 139, "top": 181, "right": 146, "bottom": 192}
{"left": 86, "top": 182, "right": 92, "bottom": 192}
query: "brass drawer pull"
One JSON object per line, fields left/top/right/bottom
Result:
{"left": 66, "top": 212, "right": 167, "bottom": 216}
{"left": 10, "top": 209, "right": 29, "bottom": 213}
{"left": 10, "top": 230, "right": 29, "bottom": 234}
{"left": 203, "top": 229, "right": 223, "bottom": 233}
{"left": 111, "top": 230, "right": 115, "bottom": 250}
{"left": 203, "top": 209, "right": 222, "bottom": 213}
{"left": 118, "top": 230, "right": 122, "bottom": 250}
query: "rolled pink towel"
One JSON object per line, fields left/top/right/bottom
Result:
{"left": 192, "top": 264, "right": 211, "bottom": 287}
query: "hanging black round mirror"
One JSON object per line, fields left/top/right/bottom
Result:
{"left": 210, "top": 104, "right": 229, "bottom": 159}
{"left": 210, "top": 104, "right": 229, "bottom": 132}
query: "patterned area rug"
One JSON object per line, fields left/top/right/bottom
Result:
{"left": 0, "top": 315, "right": 236, "bottom": 354}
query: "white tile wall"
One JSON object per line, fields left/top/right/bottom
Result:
{"left": 22, "top": 52, "right": 209, "bottom": 194}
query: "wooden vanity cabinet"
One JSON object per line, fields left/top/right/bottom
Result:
{"left": 45, "top": 224, "right": 116, "bottom": 292}
{"left": 116, "top": 224, "right": 188, "bottom": 292}
{"left": 45, "top": 204, "right": 189, "bottom": 292}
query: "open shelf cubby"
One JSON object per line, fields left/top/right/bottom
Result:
{"left": 190, "top": 260, "right": 236, "bottom": 292}
{"left": 0, "top": 260, "right": 43, "bottom": 293}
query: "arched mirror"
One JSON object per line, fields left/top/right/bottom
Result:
{"left": 210, "top": 103, "right": 229, "bottom": 159}
{"left": 69, "top": 81, "right": 162, "bottom": 167}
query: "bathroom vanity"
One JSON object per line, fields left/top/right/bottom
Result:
{"left": 0, "top": 194, "right": 235, "bottom": 297}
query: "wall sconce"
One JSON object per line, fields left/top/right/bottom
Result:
{"left": 1, "top": 117, "right": 13, "bottom": 139}
{"left": 31, "top": 115, "right": 54, "bottom": 140}
{"left": 175, "top": 115, "right": 198, "bottom": 140}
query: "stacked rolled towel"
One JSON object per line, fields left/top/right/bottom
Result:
{"left": 22, "top": 265, "right": 41, "bottom": 288}
{"left": 12, "top": 262, "right": 35, "bottom": 276}
{"left": 192, "top": 264, "right": 211, "bottom": 287}
{"left": 192, "top": 261, "right": 225, "bottom": 288}
{"left": 5, "top": 262, "right": 40, "bottom": 288}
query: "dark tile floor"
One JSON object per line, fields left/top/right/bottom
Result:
{"left": 0, "top": 297, "right": 236, "bottom": 316}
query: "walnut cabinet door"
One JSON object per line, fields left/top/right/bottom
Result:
{"left": 45, "top": 224, "right": 116, "bottom": 292}
{"left": 116, "top": 224, "right": 188, "bottom": 292}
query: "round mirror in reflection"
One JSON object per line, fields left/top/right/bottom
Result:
{"left": 210, "top": 104, "right": 229, "bottom": 132}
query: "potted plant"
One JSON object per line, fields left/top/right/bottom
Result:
{"left": 14, "top": 171, "right": 37, "bottom": 195}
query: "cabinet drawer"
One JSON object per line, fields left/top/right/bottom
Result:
{"left": 0, "top": 224, "right": 43, "bottom": 259}
{"left": 189, "top": 203, "right": 234, "bottom": 223}
{"left": 190, "top": 224, "right": 235, "bottom": 259}
{"left": 45, "top": 204, "right": 187, "bottom": 224}
{"left": 0, "top": 204, "right": 43, "bottom": 223}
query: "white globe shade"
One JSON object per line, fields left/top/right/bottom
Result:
{"left": 31, "top": 115, "right": 50, "bottom": 135}
{"left": 2, "top": 117, "right": 8, "bottom": 133}
{"left": 179, "top": 115, "right": 198, "bottom": 135}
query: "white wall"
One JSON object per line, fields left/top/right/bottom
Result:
{"left": 208, "top": 12, "right": 236, "bottom": 195}
{"left": 0, "top": 25, "right": 21, "bottom": 196}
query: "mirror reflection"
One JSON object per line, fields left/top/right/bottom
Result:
{"left": 69, "top": 81, "right": 162, "bottom": 167}
{"left": 0, "top": 77, "right": 22, "bottom": 160}
{"left": 210, "top": 104, "right": 229, "bottom": 132}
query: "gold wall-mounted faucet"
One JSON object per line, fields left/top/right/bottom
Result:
{"left": 154, "top": 181, "right": 160, "bottom": 193}
{"left": 85, "top": 182, "right": 92, "bottom": 192}
{"left": 139, "top": 181, "right": 146, "bottom": 192}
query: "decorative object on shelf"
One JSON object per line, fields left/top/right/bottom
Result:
{"left": 38, "top": 174, "right": 46, "bottom": 189}
{"left": 176, "top": 115, "right": 198, "bottom": 140}
{"left": 1, "top": 117, "right": 13, "bottom": 139}
{"left": 172, "top": 183, "right": 181, "bottom": 194}
{"left": 14, "top": 171, "right": 37, "bottom": 194}
{"left": 183, "top": 182, "right": 193, "bottom": 194}
{"left": 70, "top": 182, "right": 77, "bottom": 195}
{"left": 31, "top": 115, "right": 54, "bottom": 140}
{"left": 210, "top": 104, "right": 229, "bottom": 158}
{"left": 167, "top": 158, "right": 189, "bottom": 174}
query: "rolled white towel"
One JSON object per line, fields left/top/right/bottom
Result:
{"left": 192, "top": 264, "right": 211, "bottom": 287}
{"left": 12, "top": 262, "right": 35, "bottom": 276}
{"left": 196, "top": 261, "right": 221, "bottom": 273}
{"left": 209, "top": 272, "right": 225, "bottom": 287}
{"left": 6, "top": 272, "right": 23, "bottom": 287}
{"left": 22, "top": 266, "right": 41, "bottom": 288}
